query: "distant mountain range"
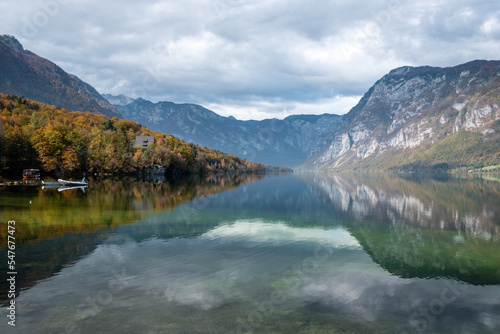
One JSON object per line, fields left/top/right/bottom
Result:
{"left": 1, "top": 34, "right": 498, "bottom": 170}
{"left": 104, "top": 94, "right": 342, "bottom": 167}
{"left": 105, "top": 60, "right": 500, "bottom": 169}
{"left": 0, "top": 35, "right": 120, "bottom": 118}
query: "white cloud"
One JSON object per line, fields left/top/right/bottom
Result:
{"left": 206, "top": 96, "right": 361, "bottom": 120}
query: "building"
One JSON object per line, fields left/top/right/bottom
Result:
{"left": 23, "top": 169, "right": 40, "bottom": 179}
{"left": 133, "top": 136, "right": 155, "bottom": 149}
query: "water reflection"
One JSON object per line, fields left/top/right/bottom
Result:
{"left": 1, "top": 173, "right": 499, "bottom": 333}
{"left": 307, "top": 173, "right": 500, "bottom": 284}
{"left": 309, "top": 173, "right": 500, "bottom": 236}
{"left": 0, "top": 173, "right": 264, "bottom": 249}
{"left": 99, "top": 173, "right": 500, "bottom": 287}
{"left": 0, "top": 173, "right": 263, "bottom": 304}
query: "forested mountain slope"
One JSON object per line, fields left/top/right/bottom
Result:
{"left": 0, "top": 94, "right": 271, "bottom": 176}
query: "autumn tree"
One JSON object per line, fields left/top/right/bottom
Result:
{"left": 32, "top": 125, "right": 65, "bottom": 172}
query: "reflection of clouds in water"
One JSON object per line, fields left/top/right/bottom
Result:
{"left": 301, "top": 273, "right": 405, "bottom": 321}
{"left": 83, "top": 220, "right": 500, "bottom": 325}
{"left": 84, "top": 220, "right": 363, "bottom": 311}
{"left": 125, "top": 220, "right": 362, "bottom": 310}
{"left": 7, "top": 218, "right": 500, "bottom": 334}
{"left": 154, "top": 282, "right": 222, "bottom": 311}
{"left": 301, "top": 275, "right": 500, "bottom": 331}
{"left": 202, "top": 219, "right": 361, "bottom": 248}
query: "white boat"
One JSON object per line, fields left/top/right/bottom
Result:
{"left": 57, "top": 185, "right": 86, "bottom": 193}
{"left": 57, "top": 177, "right": 88, "bottom": 186}
{"left": 41, "top": 181, "right": 61, "bottom": 187}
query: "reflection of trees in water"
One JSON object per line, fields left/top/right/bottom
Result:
{"left": 0, "top": 174, "right": 264, "bottom": 249}
{"left": 349, "top": 217, "right": 500, "bottom": 285}
{"left": 2, "top": 173, "right": 499, "bottom": 303}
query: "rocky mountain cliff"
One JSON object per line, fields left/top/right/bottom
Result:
{"left": 104, "top": 94, "right": 341, "bottom": 167}
{"left": 306, "top": 60, "right": 500, "bottom": 171}
{"left": 0, "top": 35, "right": 120, "bottom": 118}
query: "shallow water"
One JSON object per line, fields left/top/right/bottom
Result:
{"left": 1, "top": 173, "right": 499, "bottom": 333}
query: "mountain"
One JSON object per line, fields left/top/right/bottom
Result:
{"left": 107, "top": 61, "right": 499, "bottom": 171}
{"left": 305, "top": 60, "right": 500, "bottom": 171}
{"left": 103, "top": 94, "right": 342, "bottom": 167}
{"left": 103, "top": 93, "right": 136, "bottom": 106}
{"left": 0, "top": 35, "right": 120, "bottom": 118}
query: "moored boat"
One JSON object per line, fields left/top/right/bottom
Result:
{"left": 57, "top": 185, "right": 87, "bottom": 193}
{"left": 57, "top": 177, "right": 88, "bottom": 186}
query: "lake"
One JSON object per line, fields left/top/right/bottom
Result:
{"left": 1, "top": 173, "right": 499, "bottom": 333}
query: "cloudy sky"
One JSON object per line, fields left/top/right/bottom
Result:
{"left": 2, "top": 0, "right": 500, "bottom": 120}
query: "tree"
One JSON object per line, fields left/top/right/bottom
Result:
{"left": 62, "top": 146, "right": 79, "bottom": 172}
{"left": 32, "top": 125, "right": 65, "bottom": 172}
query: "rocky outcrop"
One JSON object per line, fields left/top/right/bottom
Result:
{"left": 308, "top": 60, "right": 500, "bottom": 169}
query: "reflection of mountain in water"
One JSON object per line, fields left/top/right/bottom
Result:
{"left": 114, "top": 173, "right": 500, "bottom": 284}
{"left": 309, "top": 173, "right": 500, "bottom": 285}
{"left": 311, "top": 173, "right": 500, "bottom": 236}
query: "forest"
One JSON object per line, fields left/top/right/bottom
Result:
{"left": 0, "top": 93, "right": 284, "bottom": 177}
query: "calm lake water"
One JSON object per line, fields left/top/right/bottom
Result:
{"left": 1, "top": 173, "right": 499, "bottom": 333}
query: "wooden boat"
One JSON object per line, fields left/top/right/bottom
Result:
{"left": 57, "top": 177, "right": 88, "bottom": 186}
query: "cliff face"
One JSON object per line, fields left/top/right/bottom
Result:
{"left": 308, "top": 60, "right": 500, "bottom": 170}
{"left": 0, "top": 35, "right": 121, "bottom": 118}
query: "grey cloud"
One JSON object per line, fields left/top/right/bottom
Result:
{"left": 376, "top": 0, "right": 500, "bottom": 65}
{"left": 3, "top": 0, "right": 500, "bottom": 119}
